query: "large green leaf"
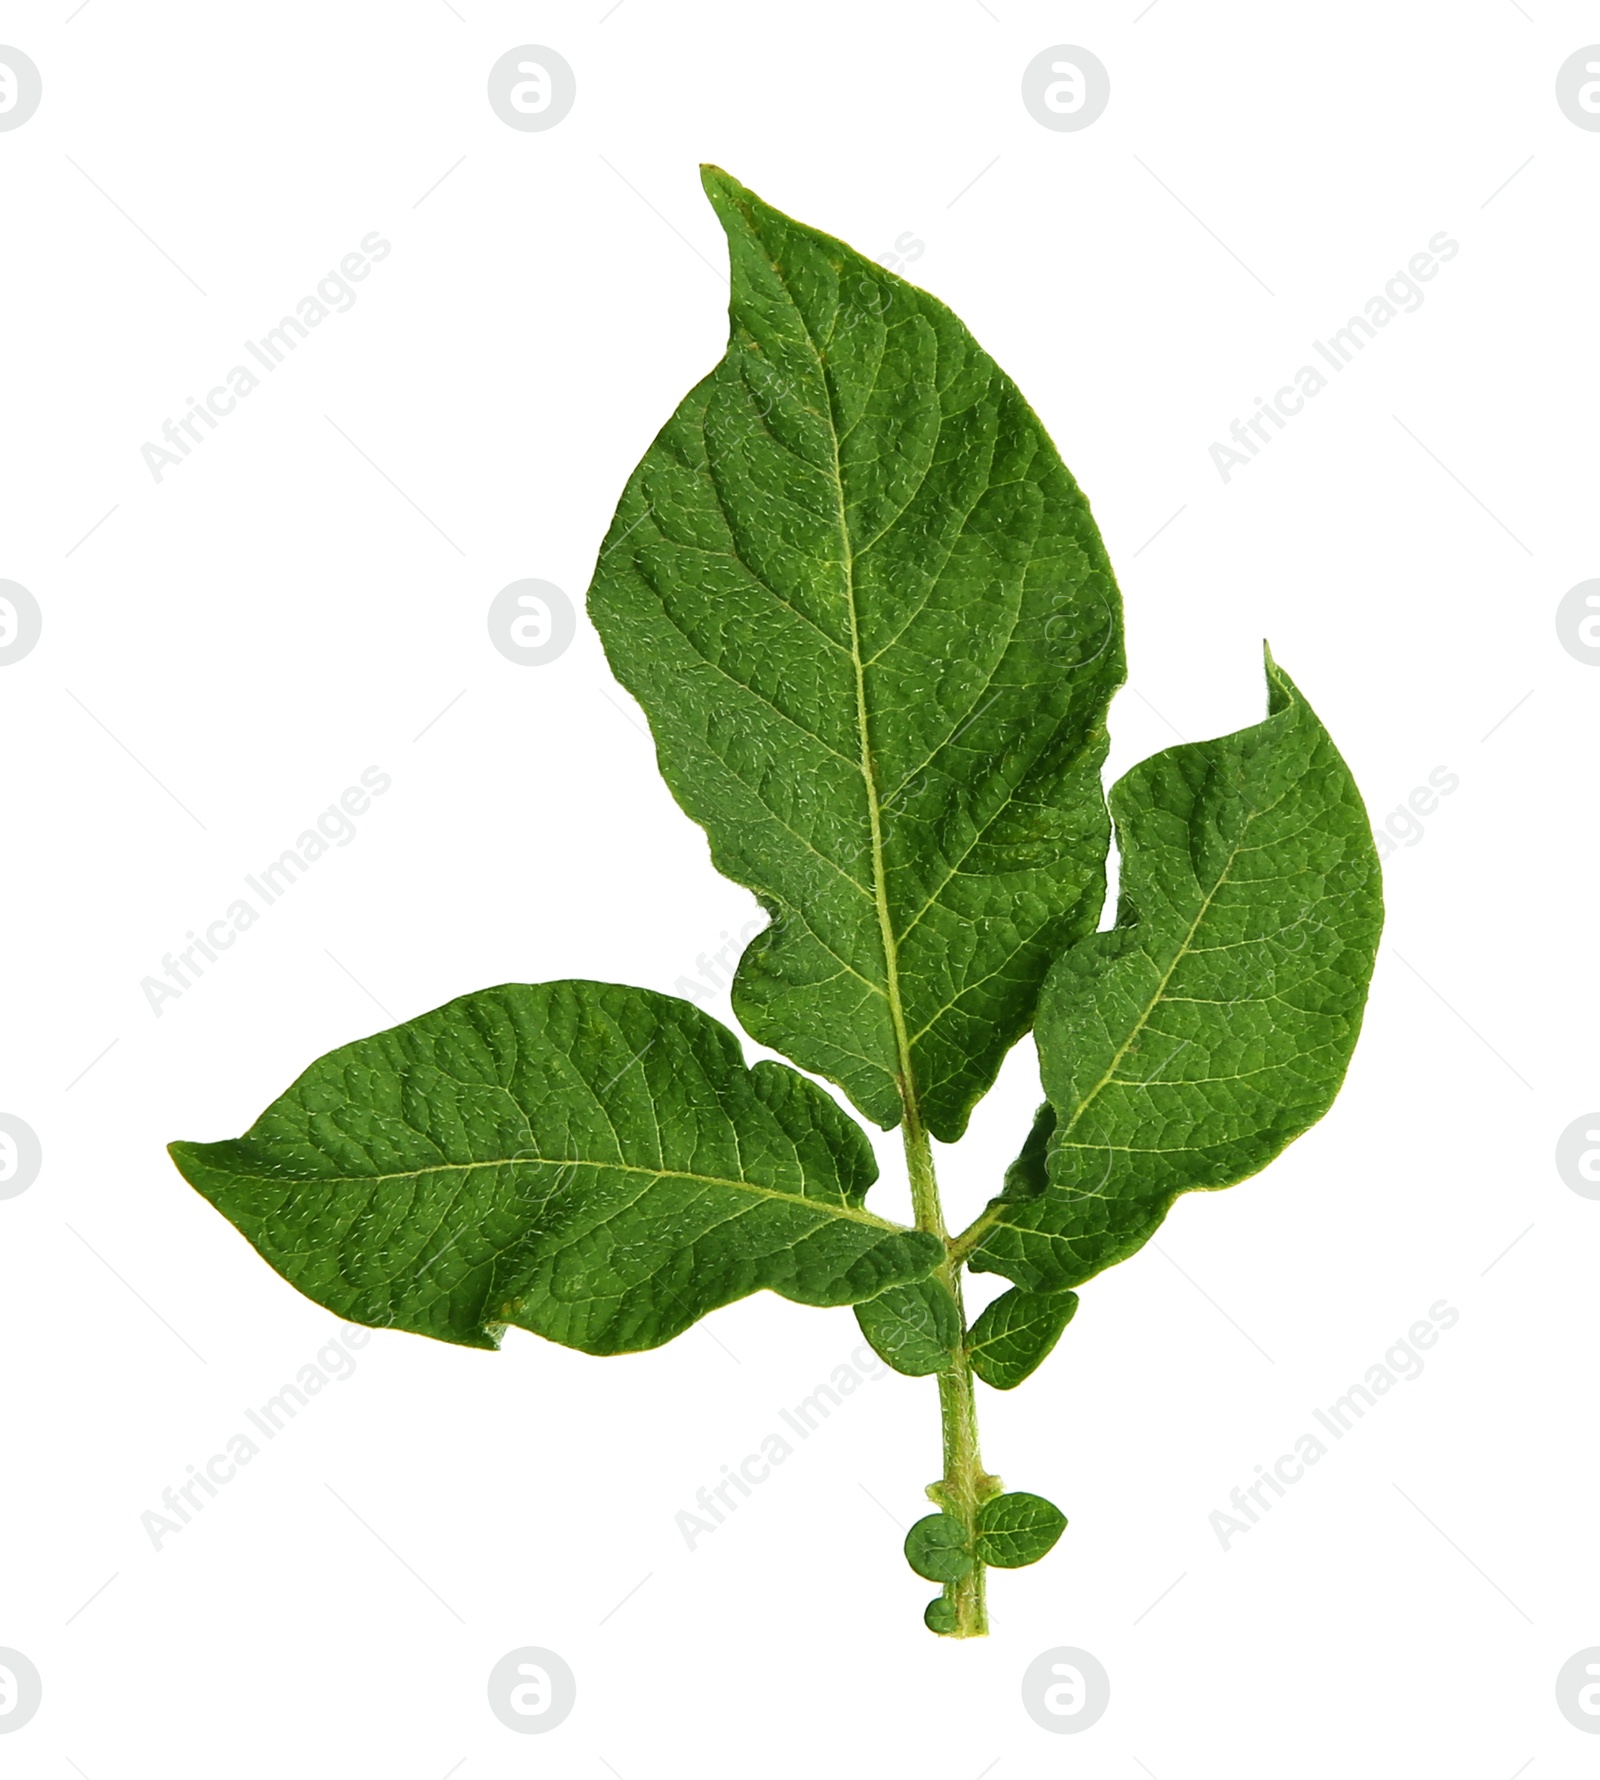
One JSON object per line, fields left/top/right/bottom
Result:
{"left": 588, "top": 167, "right": 1124, "bottom": 1141}
{"left": 967, "top": 650, "right": 1382, "bottom": 1293}
{"left": 170, "top": 982, "right": 942, "bottom": 1355}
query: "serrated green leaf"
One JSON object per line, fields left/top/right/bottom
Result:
{"left": 976, "top": 1491, "right": 1067, "bottom": 1568}
{"left": 904, "top": 1512, "right": 973, "bottom": 1582}
{"left": 854, "top": 1276, "right": 959, "bottom": 1376}
{"left": 587, "top": 166, "right": 1124, "bottom": 1142}
{"left": 169, "top": 982, "right": 942, "bottom": 1356}
{"left": 967, "top": 1285, "right": 1079, "bottom": 1390}
{"left": 968, "top": 650, "right": 1383, "bottom": 1294}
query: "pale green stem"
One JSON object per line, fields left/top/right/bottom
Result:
{"left": 902, "top": 1106, "right": 995, "bottom": 1638}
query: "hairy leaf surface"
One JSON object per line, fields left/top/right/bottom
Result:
{"left": 977, "top": 1492, "right": 1067, "bottom": 1567}
{"left": 588, "top": 167, "right": 1124, "bottom": 1140}
{"left": 171, "top": 983, "right": 941, "bottom": 1355}
{"left": 854, "top": 1277, "right": 959, "bottom": 1376}
{"left": 969, "top": 651, "right": 1382, "bottom": 1293}
{"left": 905, "top": 1513, "right": 973, "bottom": 1582}
{"left": 967, "top": 1284, "right": 1079, "bottom": 1390}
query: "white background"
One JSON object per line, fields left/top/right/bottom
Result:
{"left": 1, "top": 3, "right": 1595, "bottom": 1774}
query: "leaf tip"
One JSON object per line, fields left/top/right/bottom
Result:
{"left": 698, "top": 163, "right": 743, "bottom": 209}
{"left": 697, "top": 165, "right": 779, "bottom": 254}
{"left": 1260, "top": 639, "right": 1298, "bottom": 716}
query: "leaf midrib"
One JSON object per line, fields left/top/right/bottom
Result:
{"left": 198, "top": 1150, "right": 909, "bottom": 1233}
{"left": 794, "top": 277, "right": 922, "bottom": 1129}
{"left": 1050, "top": 764, "right": 1303, "bottom": 1151}
{"left": 952, "top": 775, "right": 1288, "bottom": 1260}
{"left": 771, "top": 289, "right": 1037, "bottom": 1109}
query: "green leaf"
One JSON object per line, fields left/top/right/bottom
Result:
{"left": 976, "top": 1491, "right": 1067, "bottom": 1568}
{"left": 169, "top": 982, "right": 942, "bottom": 1356}
{"left": 854, "top": 1276, "right": 959, "bottom": 1376}
{"left": 967, "top": 1285, "right": 1079, "bottom": 1390}
{"left": 923, "top": 1594, "right": 958, "bottom": 1634}
{"left": 587, "top": 166, "right": 1124, "bottom": 1142}
{"left": 968, "top": 650, "right": 1383, "bottom": 1294}
{"left": 1002, "top": 1100, "right": 1055, "bottom": 1196}
{"left": 904, "top": 1513, "right": 973, "bottom": 1582}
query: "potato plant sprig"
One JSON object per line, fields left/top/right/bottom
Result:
{"left": 171, "top": 169, "right": 1382, "bottom": 1637}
